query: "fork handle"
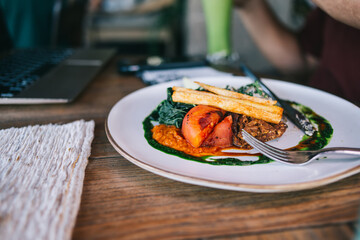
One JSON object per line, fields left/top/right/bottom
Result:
{"left": 319, "top": 147, "right": 360, "bottom": 156}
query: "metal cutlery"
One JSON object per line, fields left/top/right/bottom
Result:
{"left": 240, "top": 63, "right": 315, "bottom": 136}
{"left": 242, "top": 129, "right": 360, "bottom": 165}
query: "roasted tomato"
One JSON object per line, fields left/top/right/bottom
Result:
{"left": 182, "top": 105, "right": 225, "bottom": 148}
{"left": 202, "top": 115, "right": 233, "bottom": 148}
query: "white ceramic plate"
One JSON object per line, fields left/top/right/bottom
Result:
{"left": 106, "top": 76, "right": 360, "bottom": 192}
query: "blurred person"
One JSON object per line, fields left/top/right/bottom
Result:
{"left": 233, "top": 0, "right": 360, "bottom": 103}
{"left": 0, "top": 0, "right": 56, "bottom": 48}
{"left": 0, "top": 0, "right": 93, "bottom": 48}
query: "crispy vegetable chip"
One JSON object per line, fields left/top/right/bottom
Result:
{"left": 195, "top": 81, "right": 277, "bottom": 106}
{"left": 172, "top": 88, "right": 283, "bottom": 124}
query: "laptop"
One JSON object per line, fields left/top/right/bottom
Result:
{"left": 0, "top": 7, "right": 115, "bottom": 104}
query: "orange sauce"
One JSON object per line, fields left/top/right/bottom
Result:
{"left": 151, "top": 124, "right": 259, "bottom": 158}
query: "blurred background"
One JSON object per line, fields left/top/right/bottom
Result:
{"left": 1, "top": 0, "right": 309, "bottom": 76}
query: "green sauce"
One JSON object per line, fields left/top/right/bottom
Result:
{"left": 287, "top": 102, "right": 333, "bottom": 151}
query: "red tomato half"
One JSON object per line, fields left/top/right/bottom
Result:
{"left": 182, "top": 105, "right": 225, "bottom": 148}
{"left": 202, "top": 115, "right": 233, "bottom": 148}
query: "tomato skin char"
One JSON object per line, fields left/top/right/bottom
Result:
{"left": 182, "top": 105, "right": 225, "bottom": 148}
{"left": 202, "top": 115, "right": 233, "bottom": 148}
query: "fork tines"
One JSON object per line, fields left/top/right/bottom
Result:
{"left": 241, "top": 130, "right": 290, "bottom": 163}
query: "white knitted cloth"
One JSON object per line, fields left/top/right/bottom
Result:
{"left": 0, "top": 120, "right": 95, "bottom": 240}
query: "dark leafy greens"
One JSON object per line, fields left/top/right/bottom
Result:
{"left": 150, "top": 88, "right": 194, "bottom": 128}
{"left": 226, "top": 81, "right": 271, "bottom": 98}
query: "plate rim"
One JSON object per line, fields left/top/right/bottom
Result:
{"left": 105, "top": 119, "right": 360, "bottom": 193}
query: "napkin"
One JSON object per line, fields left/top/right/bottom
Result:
{"left": 139, "top": 66, "right": 231, "bottom": 85}
{"left": 0, "top": 120, "right": 95, "bottom": 240}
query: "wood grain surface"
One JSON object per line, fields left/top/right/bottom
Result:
{"left": 1, "top": 59, "right": 359, "bottom": 240}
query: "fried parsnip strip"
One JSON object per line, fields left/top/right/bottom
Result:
{"left": 173, "top": 87, "right": 283, "bottom": 115}
{"left": 172, "top": 89, "right": 283, "bottom": 124}
{"left": 194, "top": 81, "right": 277, "bottom": 105}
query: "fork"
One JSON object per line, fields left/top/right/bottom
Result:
{"left": 241, "top": 130, "right": 360, "bottom": 165}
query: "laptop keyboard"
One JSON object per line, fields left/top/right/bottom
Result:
{"left": 0, "top": 48, "right": 73, "bottom": 97}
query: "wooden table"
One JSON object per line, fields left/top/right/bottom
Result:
{"left": 1, "top": 58, "right": 360, "bottom": 240}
